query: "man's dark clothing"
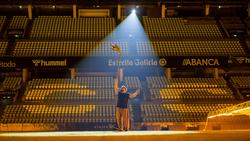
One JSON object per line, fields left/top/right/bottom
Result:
{"left": 117, "top": 91, "right": 129, "bottom": 108}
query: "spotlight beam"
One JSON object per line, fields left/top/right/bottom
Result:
{"left": 131, "top": 9, "right": 136, "bottom": 14}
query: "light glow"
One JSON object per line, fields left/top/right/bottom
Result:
{"left": 131, "top": 9, "right": 136, "bottom": 14}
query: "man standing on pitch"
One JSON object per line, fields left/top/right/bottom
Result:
{"left": 114, "top": 69, "right": 140, "bottom": 131}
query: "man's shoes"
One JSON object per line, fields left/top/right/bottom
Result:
{"left": 115, "top": 128, "right": 124, "bottom": 131}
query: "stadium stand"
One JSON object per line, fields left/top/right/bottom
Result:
{"left": 220, "top": 17, "right": 246, "bottom": 37}
{"left": 0, "top": 16, "right": 6, "bottom": 33}
{"left": 231, "top": 76, "right": 250, "bottom": 88}
{"left": 23, "top": 77, "right": 115, "bottom": 101}
{"left": 1, "top": 104, "right": 116, "bottom": 123}
{"left": 137, "top": 40, "right": 246, "bottom": 56}
{"left": 0, "top": 41, "right": 8, "bottom": 56}
{"left": 230, "top": 76, "right": 250, "bottom": 99}
{"left": 30, "top": 16, "right": 115, "bottom": 39}
{"left": 0, "top": 77, "right": 22, "bottom": 102}
{"left": 142, "top": 17, "right": 223, "bottom": 39}
{"left": 0, "top": 4, "right": 249, "bottom": 132}
{"left": 0, "top": 75, "right": 120, "bottom": 130}
{"left": 13, "top": 41, "right": 128, "bottom": 57}
{"left": 22, "top": 77, "right": 141, "bottom": 101}
{"left": 1, "top": 77, "right": 22, "bottom": 90}
{"left": 141, "top": 103, "right": 234, "bottom": 122}
{"left": 146, "top": 77, "right": 235, "bottom": 101}
{"left": 149, "top": 88, "right": 235, "bottom": 100}
{"left": 9, "top": 16, "right": 29, "bottom": 29}
{"left": 146, "top": 77, "right": 228, "bottom": 89}
{"left": 23, "top": 89, "right": 115, "bottom": 101}
{"left": 124, "top": 77, "right": 141, "bottom": 89}
{"left": 28, "top": 77, "right": 114, "bottom": 89}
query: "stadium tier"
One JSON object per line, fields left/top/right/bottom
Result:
{"left": 0, "top": 16, "right": 6, "bottom": 33}
{"left": 13, "top": 41, "right": 128, "bottom": 57}
{"left": 1, "top": 104, "right": 116, "bottom": 123}
{"left": 149, "top": 88, "right": 234, "bottom": 100}
{"left": 9, "top": 16, "right": 29, "bottom": 29}
{"left": 23, "top": 89, "right": 115, "bottom": 101}
{"left": 124, "top": 77, "right": 141, "bottom": 89}
{"left": 0, "top": 41, "right": 8, "bottom": 56}
{"left": 1, "top": 77, "right": 22, "bottom": 90}
{"left": 12, "top": 40, "right": 247, "bottom": 57}
{"left": 143, "top": 17, "right": 223, "bottom": 39}
{"left": 230, "top": 76, "right": 250, "bottom": 99}
{"left": 145, "top": 77, "right": 234, "bottom": 101}
{"left": 28, "top": 77, "right": 114, "bottom": 89}
{"left": 30, "top": 16, "right": 115, "bottom": 39}
{"left": 231, "top": 76, "right": 250, "bottom": 88}
{"left": 146, "top": 77, "right": 228, "bottom": 89}
{"left": 136, "top": 40, "right": 246, "bottom": 56}
{"left": 23, "top": 77, "right": 140, "bottom": 101}
{"left": 141, "top": 103, "right": 234, "bottom": 122}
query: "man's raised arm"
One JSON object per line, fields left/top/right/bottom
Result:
{"left": 129, "top": 88, "right": 141, "bottom": 99}
{"left": 114, "top": 68, "right": 121, "bottom": 94}
{"left": 114, "top": 77, "right": 119, "bottom": 94}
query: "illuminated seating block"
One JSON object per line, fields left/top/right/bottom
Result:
{"left": 30, "top": 16, "right": 115, "bottom": 39}
{"left": 143, "top": 17, "right": 222, "bottom": 39}
{"left": 13, "top": 41, "right": 128, "bottom": 57}
{"left": 2, "top": 77, "right": 22, "bottom": 90}
{"left": 137, "top": 40, "right": 245, "bottom": 57}
{"left": 0, "top": 41, "right": 8, "bottom": 56}
{"left": 124, "top": 77, "right": 141, "bottom": 88}
{"left": 9, "top": 16, "right": 28, "bottom": 29}
{"left": 141, "top": 104, "right": 234, "bottom": 122}
{"left": 146, "top": 77, "right": 227, "bottom": 89}
{"left": 1, "top": 104, "right": 116, "bottom": 125}
{"left": 231, "top": 76, "right": 250, "bottom": 88}
{"left": 149, "top": 88, "right": 234, "bottom": 100}
{"left": 27, "top": 77, "right": 114, "bottom": 89}
{"left": 25, "top": 89, "right": 114, "bottom": 101}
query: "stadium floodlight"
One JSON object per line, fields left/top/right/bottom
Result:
{"left": 131, "top": 9, "right": 136, "bottom": 14}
